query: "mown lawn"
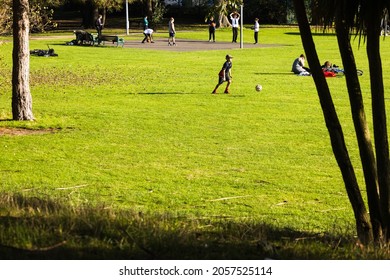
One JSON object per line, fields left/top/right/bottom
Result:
{"left": 1, "top": 26, "right": 389, "bottom": 259}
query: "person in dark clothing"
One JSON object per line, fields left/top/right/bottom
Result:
{"left": 212, "top": 54, "right": 233, "bottom": 94}
{"left": 208, "top": 16, "right": 216, "bottom": 42}
{"left": 143, "top": 16, "right": 149, "bottom": 30}
{"left": 95, "top": 14, "right": 103, "bottom": 38}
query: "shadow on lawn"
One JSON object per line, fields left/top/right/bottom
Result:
{"left": 285, "top": 32, "right": 336, "bottom": 37}
{"left": 140, "top": 92, "right": 193, "bottom": 95}
{"left": 0, "top": 193, "right": 378, "bottom": 260}
{"left": 138, "top": 92, "right": 246, "bottom": 97}
{"left": 254, "top": 72, "right": 294, "bottom": 75}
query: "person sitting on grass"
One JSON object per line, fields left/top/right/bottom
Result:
{"left": 292, "top": 54, "right": 311, "bottom": 76}
{"left": 322, "top": 61, "right": 343, "bottom": 73}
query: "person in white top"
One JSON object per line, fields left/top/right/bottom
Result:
{"left": 168, "top": 17, "right": 176, "bottom": 46}
{"left": 230, "top": 12, "right": 240, "bottom": 43}
{"left": 142, "top": 28, "right": 154, "bottom": 43}
{"left": 253, "top": 18, "right": 260, "bottom": 44}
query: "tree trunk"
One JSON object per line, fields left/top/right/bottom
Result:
{"left": 81, "top": 0, "right": 98, "bottom": 28}
{"left": 12, "top": 0, "right": 34, "bottom": 121}
{"left": 366, "top": 3, "right": 390, "bottom": 240}
{"left": 146, "top": 0, "right": 153, "bottom": 20}
{"left": 335, "top": 13, "right": 383, "bottom": 242}
{"left": 218, "top": 13, "right": 231, "bottom": 28}
{"left": 292, "top": 0, "right": 373, "bottom": 244}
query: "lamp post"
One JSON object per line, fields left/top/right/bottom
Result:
{"left": 240, "top": 4, "right": 243, "bottom": 49}
{"left": 126, "top": 0, "right": 129, "bottom": 35}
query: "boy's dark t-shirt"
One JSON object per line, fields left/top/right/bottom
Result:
{"left": 223, "top": 61, "right": 232, "bottom": 73}
{"left": 219, "top": 61, "right": 232, "bottom": 81}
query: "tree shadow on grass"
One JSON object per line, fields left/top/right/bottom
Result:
{"left": 0, "top": 193, "right": 384, "bottom": 260}
{"left": 254, "top": 72, "right": 294, "bottom": 75}
{"left": 139, "top": 92, "right": 194, "bottom": 95}
{"left": 285, "top": 32, "right": 336, "bottom": 37}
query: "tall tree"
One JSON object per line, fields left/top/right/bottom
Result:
{"left": 71, "top": 0, "right": 125, "bottom": 28}
{"left": 364, "top": 1, "right": 390, "bottom": 240}
{"left": 95, "top": 0, "right": 125, "bottom": 24}
{"left": 145, "top": 0, "right": 152, "bottom": 19}
{"left": 208, "top": 0, "right": 243, "bottom": 27}
{"left": 333, "top": 0, "right": 384, "bottom": 242}
{"left": 12, "top": 0, "right": 34, "bottom": 121}
{"left": 292, "top": 0, "right": 390, "bottom": 244}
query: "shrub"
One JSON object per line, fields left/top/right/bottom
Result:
{"left": 0, "top": 0, "right": 57, "bottom": 35}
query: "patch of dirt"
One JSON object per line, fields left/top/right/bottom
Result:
{"left": 0, "top": 127, "right": 58, "bottom": 136}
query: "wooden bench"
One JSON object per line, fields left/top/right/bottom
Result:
{"left": 96, "top": 35, "right": 125, "bottom": 47}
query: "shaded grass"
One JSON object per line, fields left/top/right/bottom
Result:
{"left": 1, "top": 193, "right": 389, "bottom": 260}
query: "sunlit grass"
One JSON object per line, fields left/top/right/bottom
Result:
{"left": 1, "top": 26, "right": 389, "bottom": 258}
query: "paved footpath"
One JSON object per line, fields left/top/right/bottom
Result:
{"left": 124, "top": 38, "right": 282, "bottom": 52}
{"left": 25, "top": 35, "right": 282, "bottom": 51}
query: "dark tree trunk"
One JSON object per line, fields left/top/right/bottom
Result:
{"left": 335, "top": 11, "right": 383, "bottom": 242}
{"left": 293, "top": 0, "right": 373, "bottom": 244}
{"left": 81, "top": 0, "right": 98, "bottom": 28}
{"left": 366, "top": 3, "right": 390, "bottom": 240}
{"left": 12, "top": 0, "right": 34, "bottom": 121}
{"left": 146, "top": 0, "right": 153, "bottom": 20}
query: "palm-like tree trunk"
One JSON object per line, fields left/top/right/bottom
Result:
{"left": 12, "top": 0, "right": 34, "bottom": 121}
{"left": 292, "top": 0, "right": 373, "bottom": 244}
{"left": 366, "top": 3, "right": 390, "bottom": 239}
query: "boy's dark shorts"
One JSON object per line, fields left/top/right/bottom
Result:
{"left": 218, "top": 74, "right": 231, "bottom": 85}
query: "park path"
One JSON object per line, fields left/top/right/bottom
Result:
{"left": 123, "top": 38, "right": 282, "bottom": 52}
{"left": 26, "top": 35, "right": 282, "bottom": 52}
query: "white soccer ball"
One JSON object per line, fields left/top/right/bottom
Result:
{"left": 255, "top": 84, "right": 262, "bottom": 92}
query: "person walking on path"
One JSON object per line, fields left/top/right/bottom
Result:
{"left": 212, "top": 54, "right": 233, "bottom": 94}
{"left": 95, "top": 14, "right": 103, "bottom": 38}
{"left": 143, "top": 16, "right": 149, "bottom": 30}
{"left": 253, "top": 18, "right": 260, "bottom": 44}
{"left": 168, "top": 17, "right": 176, "bottom": 46}
{"left": 208, "top": 16, "right": 216, "bottom": 42}
{"left": 230, "top": 12, "right": 240, "bottom": 43}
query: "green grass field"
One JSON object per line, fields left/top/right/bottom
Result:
{"left": 1, "top": 26, "right": 390, "bottom": 259}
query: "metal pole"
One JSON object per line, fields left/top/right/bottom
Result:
{"left": 126, "top": 0, "right": 129, "bottom": 35}
{"left": 240, "top": 4, "right": 243, "bottom": 49}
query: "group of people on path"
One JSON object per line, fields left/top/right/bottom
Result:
{"left": 140, "top": 16, "right": 176, "bottom": 46}
{"left": 140, "top": 12, "right": 260, "bottom": 46}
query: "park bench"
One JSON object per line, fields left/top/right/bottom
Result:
{"left": 96, "top": 35, "right": 125, "bottom": 47}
